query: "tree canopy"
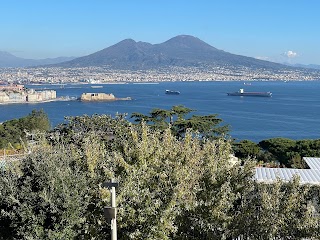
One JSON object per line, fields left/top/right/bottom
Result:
{"left": 0, "top": 109, "right": 50, "bottom": 149}
{"left": 131, "top": 105, "right": 229, "bottom": 139}
{"left": 232, "top": 137, "right": 320, "bottom": 168}
{"left": 1, "top": 114, "right": 320, "bottom": 239}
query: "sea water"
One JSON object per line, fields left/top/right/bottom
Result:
{"left": 1, "top": 81, "right": 320, "bottom": 142}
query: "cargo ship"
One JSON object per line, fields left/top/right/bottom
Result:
{"left": 165, "top": 90, "right": 180, "bottom": 95}
{"left": 227, "top": 89, "right": 272, "bottom": 97}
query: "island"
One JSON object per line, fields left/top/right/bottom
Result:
{"left": 80, "top": 93, "right": 131, "bottom": 101}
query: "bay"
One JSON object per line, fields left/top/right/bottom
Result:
{"left": 1, "top": 81, "right": 320, "bottom": 142}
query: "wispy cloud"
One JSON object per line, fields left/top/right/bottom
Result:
{"left": 255, "top": 51, "right": 300, "bottom": 64}
{"left": 283, "top": 50, "right": 298, "bottom": 58}
{"left": 255, "top": 56, "right": 270, "bottom": 61}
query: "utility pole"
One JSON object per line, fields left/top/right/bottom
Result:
{"left": 103, "top": 179, "right": 119, "bottom": 240}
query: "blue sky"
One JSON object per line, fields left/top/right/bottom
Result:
{"left": 1, "top": 0, "right": 319, "bottom": 64}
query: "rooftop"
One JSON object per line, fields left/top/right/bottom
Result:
{"left": 255, "top": 157, "right": 320, "bottom": 184}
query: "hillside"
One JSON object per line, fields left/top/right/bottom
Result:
{"left": 0, "top": 51, "right": 75, "bottom": 68}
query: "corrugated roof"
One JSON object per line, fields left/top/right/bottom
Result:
{"left": 304, "top": 157, "right": 320, "bottom": 170}
{"left": 254, "top": 157, "right": 320, "bottom": 185}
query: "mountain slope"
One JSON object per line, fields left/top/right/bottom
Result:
{"left": 59, "top": 39, "right": 154, "bottom": 68}
{"left": 57, "top": 35, "right": 290, "bottom": 70}
{"left": 0, "top": 51, "right": 75, "bottom": 67}
{"left": 285, "top": 63, "right": 320, "bottom": 70}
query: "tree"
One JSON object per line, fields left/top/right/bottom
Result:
{"left": 246, "top": 178, "right": 320, "bottom": 239}
{"left": 2, "top": 114, "right": 320, "bottom": 239}
{"left": 0, "top": 114, "right": 238, "bottom": 239}
{"left": 259, "top": 138, "right": 296, "bottom": 166}
{"left": 131, "top": 105, "right": 229, "bottom": 139}
{"left": 258, "top": 138, "right": 320, "bottom": 168}
{"left": 0, "top": 109, "right": 50, "bottom": 149}
{"left": 24, "top": 109, "right": 50, "bottom": 131}
{"left": 233, "top": 140, "right": 260, "bottom": 160}
{"left": 295, "top": 139, "right": 320, "bottom": 158}
{"left": 289, "top": 153, "right": 306, "bottom": 169}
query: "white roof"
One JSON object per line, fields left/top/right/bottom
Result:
{"left": 303, "top": 157, "right": 320, "bottom": 170}
{"left": 254, "top": 157, "right": 320, "bottom": 185}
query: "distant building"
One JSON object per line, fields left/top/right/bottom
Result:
{"left": 255, "top": 157, "right": 320, "bottom": 185}
{"left": 0, "top": 84, "right": 24, "bottom": 92}
{"left": 80, "top": 93, "right": 131, "bottom": 101}
{"left": 0, "top": 85, "right": 56, "bottom": 103}
{"left": 26, "top": 89, "right": 56, "bottom": 102}
{"left": 80, "top": 93, "right": 116, "bottom": 101}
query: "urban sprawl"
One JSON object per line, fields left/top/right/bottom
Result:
{"left": 1, "top": 65, "right": 320, "bottom": 84}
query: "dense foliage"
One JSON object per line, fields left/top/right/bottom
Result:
{"left": 233, "top": 138, "right": 320, "bottom": 168}
{"left": 0, "top": 109, "right": 50, "bottom": 149}
{"left": 1, "top": 113, "right": 320, "bottom": 239}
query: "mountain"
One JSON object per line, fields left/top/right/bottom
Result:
{"left": 3, "top": 36, "right": 317, "bottom": 72}
{"left": 284, "top": 63, "right": 320, "bottom": 70}
{"left": 56, "top": 35, "right": 291, "bottom": 70}
{"left": 0, "top": 51, "right": 75, "bottom": 67}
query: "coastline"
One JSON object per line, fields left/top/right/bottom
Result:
{"left": 1, "top": 81, "right": 320, "bottom": 142}
{"left": 0, "top": 96, "right": 76, "bottom": 105}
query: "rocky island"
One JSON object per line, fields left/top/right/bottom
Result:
{"left": 80, "top": 93, "right": 131, "bottom": 101}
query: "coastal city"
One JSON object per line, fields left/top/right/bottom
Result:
{"left": 0, "top": 64, "right": 319, "bottom": 84}
{"left": 3, "top": 1, "right": 320, "bottom": 239}
{"left": 0, "top": 83, "right": 131, "bottom": 104}
{"left": 0, "top": 84, "right": 57, "bottom": 104}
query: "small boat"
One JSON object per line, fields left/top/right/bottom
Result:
{"left": 165, "top": 90, "right": 180, "bottom": 95}
{"left": 227, "top": 88, "right": 272, "bottom": 97}
{"left": 91, "top": 85, "right": 103, "bottom": 88}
